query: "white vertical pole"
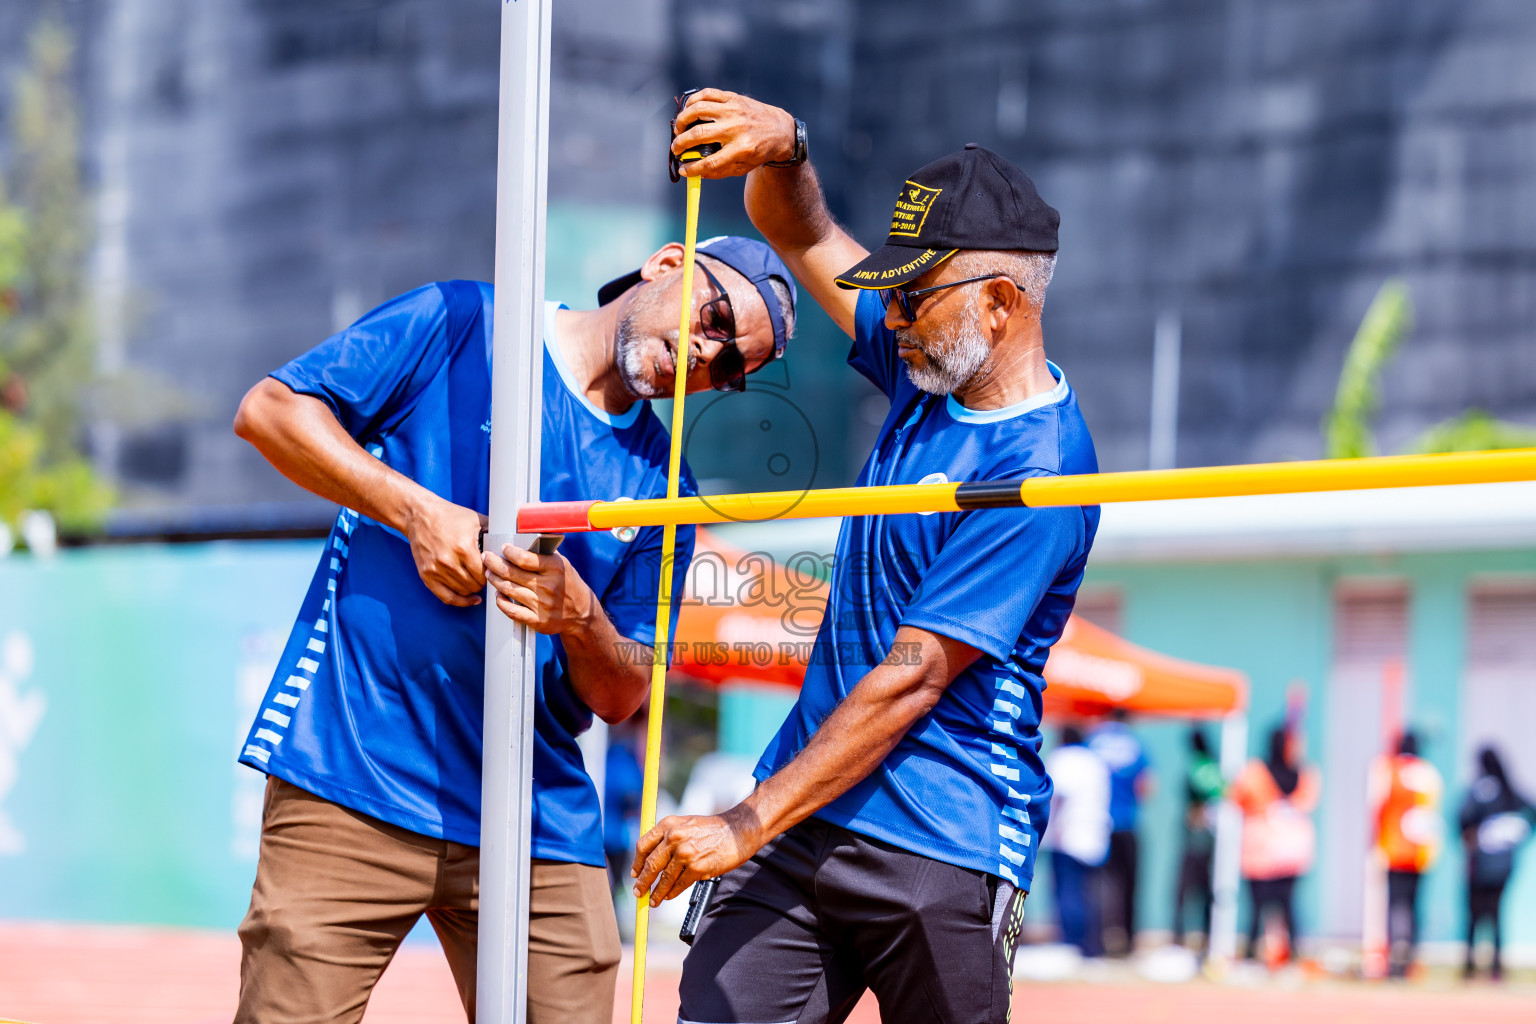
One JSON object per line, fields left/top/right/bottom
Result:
{"left": 579, "top": 718, "right": 610, "bottom": 828}
{"left": 478, "top": 0, "right": 553, "bottom": 1021}
{"left": 1149, "top": 309, "right": 1182, "bottom": 471}
{"left": 1209, "top": 710, "right": 1247, "bottom": 965}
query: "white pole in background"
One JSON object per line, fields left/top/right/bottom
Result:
{"left": 479, "top": 1, "right": 553, "bottom": 1021}
{"left": 1149, "top": 309, "right": 1182, "bottom": 471}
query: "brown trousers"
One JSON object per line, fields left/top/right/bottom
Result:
{"left": 236, "top": 778, "right": 621, "bottom": 1024}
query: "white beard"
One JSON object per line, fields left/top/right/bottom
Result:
{"left": 614, "top": 315, "right": 667, "bottom": 399}
{"left": 898, "top": 302, "right": 992, "bottom": 395}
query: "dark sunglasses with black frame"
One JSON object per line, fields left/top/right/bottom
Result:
{"left": 691, "top": 259, "right": 750, "bottom": 394}
{"left": 878, "top": 274, "right": 1006, "bottom": 323}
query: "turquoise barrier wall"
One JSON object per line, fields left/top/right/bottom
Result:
{"left": 0, "top": 541, "right": 323, "bottom": 928}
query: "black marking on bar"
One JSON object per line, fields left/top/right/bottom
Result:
{"left": 955, "top": 480, "right": 1027, "bottom": 509}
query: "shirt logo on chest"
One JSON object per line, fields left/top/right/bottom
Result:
{"left": 610, "top": 496, "right": 638, "bottom": 543}
{"left": 917, "top": 471, "right": 948, "bottom": 516}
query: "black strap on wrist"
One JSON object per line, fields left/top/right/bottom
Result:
{"left": 765, "top": 117, "right": 808, "bottom": 168}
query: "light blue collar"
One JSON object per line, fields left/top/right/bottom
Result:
{"left": 543, "top": 300, "right": 642, "bottom": 429}
{"left": 945, "top": 361, "right": 1068, "bottom": 424}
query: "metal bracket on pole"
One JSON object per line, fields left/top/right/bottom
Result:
{"left": 478, "top": 0, "right": 552, "bottom": 1021}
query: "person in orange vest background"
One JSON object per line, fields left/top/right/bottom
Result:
{"left": 1370, "top": 730, "right": 1444, "bottom": 979}
{"left": 1230, "top": 725, "right": 1321, "bottom": 966}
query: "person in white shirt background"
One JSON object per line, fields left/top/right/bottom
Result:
{"left": 1043, "top": 725, "right": 1112, "bottom": 956}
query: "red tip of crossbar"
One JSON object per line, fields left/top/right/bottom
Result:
{"left": 516, "top": 500, "right": 599, "bottom": 534}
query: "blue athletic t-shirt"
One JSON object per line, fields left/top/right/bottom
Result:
{"left": 238, "top": 286, "right": 695, "bottom": 866}
{"left": 1087, "top": 719, "right": 1150, "bottom": 832}
{"left": 755, "top": 289, "right": 1098, "bottom": 890}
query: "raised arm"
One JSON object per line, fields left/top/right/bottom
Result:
{"left": 234, "top": 377, "right": 487, "bottom": 607}
{"left": 670, "top": 89, "right": 869, "bottom": 338}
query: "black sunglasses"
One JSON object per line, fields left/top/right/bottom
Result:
{"left": 692, "top": 260, "right": 747, "bottom": 393}
{"left": 878, "top": 274, "right": 1005, "bottom": 322}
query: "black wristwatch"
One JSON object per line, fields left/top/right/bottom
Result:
{"left": 765, "top": 117, "right": 808, "bottom": 168}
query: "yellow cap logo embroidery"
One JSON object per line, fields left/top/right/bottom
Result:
{"left": 890, "top": 180, "right": 942, "bottom": 238}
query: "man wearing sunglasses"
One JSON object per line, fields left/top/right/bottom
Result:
{"left": 231, "top": 234, "right": 795, "bottom": 1024}
{"left": 631, "top": 91, "right": 1099, "bottom": 1024}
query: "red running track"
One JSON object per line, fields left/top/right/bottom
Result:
{"left": 0, "top": 923, "right": 1530, "bottom": 1024}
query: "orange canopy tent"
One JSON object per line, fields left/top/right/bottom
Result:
{"left": 673, "top": 529, "right": 1248, "bottom": 719}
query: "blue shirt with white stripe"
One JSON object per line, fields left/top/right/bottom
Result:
{"left": 239, "top": 285, "right": 694, "bottom": 865}
{"left": 754, "top": 289, "right": 1098, "bottom": 889}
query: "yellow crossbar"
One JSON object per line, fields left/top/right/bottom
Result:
{"left": 517, "top": 449, "right": 1536, "bottom": 533}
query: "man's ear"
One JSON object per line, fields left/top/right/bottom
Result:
{"left": 640, "top": 242, "right": 688, "bottom": 283}
{"left": 982, "top": 277, "right": 1024, "bottom": 331}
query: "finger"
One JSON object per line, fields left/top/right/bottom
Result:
{"left": 499, "top": 542, "right": 544, "bottom": 571}
{"left": 456, "top": 548, "right": 489, "bottom": 588}
{"left": 489, "top": 579, "right": 539, "bottom": 609}
{"left": 660, "top": 863, "right": 702, "bottom": 903}
{"left": 428, "top": 578, "right": 482, "bottom": 607}
{"left": 683, "top": 87, "right": 734, "bottom": 108}
{"left": 631, "top": 825, "right": 665, "bottom": 877}
{"left": 498, "top": 583, "right": 541, "bottom": 611}
{"left": 683, "top": 147, "right": 748, "bottom": 179}
{"left": 490, "top": 562, "right": 538, "bottom": 589}
{"left": 632, "top": 834, "right": 677, "bottom": 893}
{"left": 675, "top": 97, "right": 731, "bottom": 124}
{"left": 671, "top": 120, "right": 728, "bottom": 156}
{"left": 495, "top": 594, "right": 537, "bottom": 625}
{"left": 481, "top": 548, "right": 512, "bottom": 581}
{"left": 649, "top": 862, "right": 681, "bottom": 907}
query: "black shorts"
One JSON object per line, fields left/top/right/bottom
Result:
{"left": 678, "top": 818, "right": 1026, "bottom": 1024}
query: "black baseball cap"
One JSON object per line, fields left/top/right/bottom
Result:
{"left": 596, "top": 235, "right": 797, "bottom": 359}
{"left": 835, "top": 143, "right": 1059, "bottom": 290}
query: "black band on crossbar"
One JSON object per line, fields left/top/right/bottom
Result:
{"left": 955, "top": 480, "right": 1027, "bottom": 509}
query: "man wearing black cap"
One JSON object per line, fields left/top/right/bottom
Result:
{"left": 631, "top": 92, "right": 1099, "bottom": 1024}
{"left": 230, "top": 235, "right": 795, "bottom": 1024}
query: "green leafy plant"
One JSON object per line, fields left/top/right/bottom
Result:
{"left": 1408, "top": 410, "right": 1536, "bottom": 454}
{"left": 0, "top": 394, "right": 113, "bottom": 534}
{"left": 1324, "top": 280, "right": 1412, "bottom": 459}
{"left": 1325, "top": 280, "right": 1536, "bottom": 458}
{"left": 0, "top": 17, "right": 114, "bottom": 544}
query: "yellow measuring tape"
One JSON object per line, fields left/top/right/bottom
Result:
{"left": 631, "top": 152, "right": 704, "bottom": 1024}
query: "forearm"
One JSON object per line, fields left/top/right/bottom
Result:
{"left": 737, "top": 659, "right": 945, "bottom": 843}
{"left": 744, "top": 161, "right": 839, "bottom": 259}
{"left": 630, "top": 627, "right": 976, "bottom": 903}
{"left": 235, "top": 378, "right": 433, "bottom": 534}
{"left": 559, "top": 599, "right": 654, "bottom": 724}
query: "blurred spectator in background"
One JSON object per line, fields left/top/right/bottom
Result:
{"left": 1231, "top": 725, "right": 1320, "bottom": 966}
{"left": 1370, "top": 730, "right": 1442, "bottom": 979}
{"left": 677, "top": 750, "right": 758, "bottom": 818}
{"left": 1044, "top": 725, "right": 1112, "bottom": 957}
{"left": 603, "top": 716, "right": 646, "bottom": 894}
{"left": 1459, "top": 746, "right": 1535, "bottom": 981}
{"left": 1172, "top": 727, "right": 1224, "bottom": 952}
{"left": 1087, "top": 709, "right": 1153, "bottom": 955}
